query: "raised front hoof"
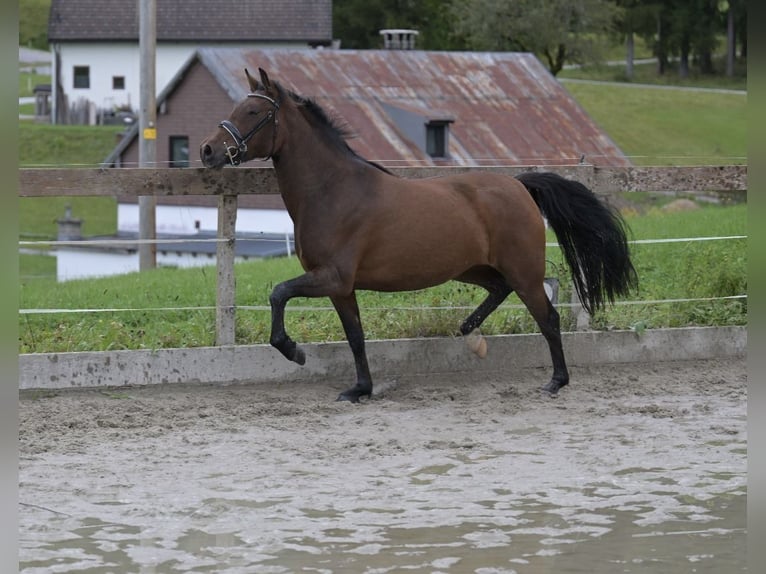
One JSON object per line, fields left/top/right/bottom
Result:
{"left": 290, "top": 347, "right": 306, "bottom": 366}
{"left": 336, "top": 386, "right": 372, "bottom": 404}
{"left": 273, "top": 339, "right": 306, "bottom": 365}
{"left": 541, "top": 379, "right": 569, "bottom": 396}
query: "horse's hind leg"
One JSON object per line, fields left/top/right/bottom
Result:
{"left": 330, "top": 292, "right": 373, "bottom": 403}
{"left": 514, "top": 284, "right": 569, "bottom": 394}
{"left": 456, "top": 268, "right": 512, "bottom": 335}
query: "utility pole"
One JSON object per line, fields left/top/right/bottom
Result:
{"left": 138, "top": 0, "right": 157, "bottom": 269}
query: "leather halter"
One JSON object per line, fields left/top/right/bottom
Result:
{"left": 218, "top": 93, "right": 280, "bottom": 165}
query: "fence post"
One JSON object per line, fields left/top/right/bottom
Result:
{"left": 216, "top": 195, "right": 238, "bottom": 345}
{"left": 570, "top": 287, "right": 591, "bottom": 331}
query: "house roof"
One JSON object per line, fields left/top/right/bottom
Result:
{"left": 207, "top": 47, "right": 632, "bottom": 167}
{"left": 48, "top": 0, "right": 333, "bottom": 44}
{"left": 105, "top": 47, "right": 630, "bottom": 169}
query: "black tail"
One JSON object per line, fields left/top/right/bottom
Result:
{"left": 516, "top": 171, "right": 638, "bottom": 315}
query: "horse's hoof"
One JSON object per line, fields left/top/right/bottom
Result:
{"left": 465, "top": 329, "right": 487, "bottom": 359}
{"left": 293, "top": 347, "right": 306, "bottom": 365}
{"left": 541, "top": 379, "right": 568, "bottom": 395}
{"left": 336, "top": 388, "right": 372, "bottom": 403}
{"left": 336, "top": 392, "right": 359, "bottom": 403}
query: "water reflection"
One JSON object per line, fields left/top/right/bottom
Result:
{"left": 19, "top": 493, "right": 745, "bottom": 573}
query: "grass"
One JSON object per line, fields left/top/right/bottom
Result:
{"left": 20, "top": 196, "right": 118, "bottom": 241}
{"left": 19, "top": 70, "right": 50, "bottom": 98}
{"left": 18, "top": 203, "right": 747, "bottom": 354}
{"left": 19, "top": 253, "right": 56, "bottom": 281}
{"left": 561, "top": 82, "right": 746, "bottom": 165}
{"left": 559, "top": 59, "right": 747, "bottom": 91}
{"left": 590, "top": 200, "right": 746, "bottom": 331}
{"left": 19, "top": 123, "right": 125, "bottom": 168}
{"left": 19, "top": 124, "right": 124, "bottom": 240}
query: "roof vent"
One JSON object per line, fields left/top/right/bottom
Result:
{"left": 379, "top": 29, "right": 419, "bottom": 50}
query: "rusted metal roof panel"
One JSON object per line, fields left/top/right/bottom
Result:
{"left": 198, "top": 47, "right": 630, "bottom": 167}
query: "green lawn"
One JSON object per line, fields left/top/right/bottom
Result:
{"left": 562, "top": 82, "right": 746, "bottom": 165}
{"left": 19, "top": 123, "right": 125, "bottom": 169}
{"left": 19, "top": 124, "right": 124, "bottom": 240}
{"left": 19, "top": 196, "right": 118, "bottom": 241}
{"left": 19, "top": 70, "right": 51, "bottom": 98}
{"left": 19, "top": 203, "right": 747, "bottom": 353}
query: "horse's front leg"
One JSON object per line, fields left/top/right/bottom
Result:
{"left": 330, "top": 292, "right": 373, "bottom": 403}
{"left": 269, "top": 268, "right": 347, "bottom": 366}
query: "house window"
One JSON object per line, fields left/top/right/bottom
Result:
{"left": 169, "top": 136, "right": 190, "bottom": 168}
{"left": 426, "top": 122, "right": 448, "bottom": 158}
{"left": 112, "top": 76, "right": 125, "bottom": 90}
{"left": 73, "top": 66, "right": 90, "bottom": 89}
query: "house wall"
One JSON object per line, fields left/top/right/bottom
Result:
{"left": 119, "top": 59, "right": 238, "bottom": 167}
{"left": 56, "top": 248, "right": 251, "bottom": 282}
{"left": 117, "top": 204, "right": 294, "bottom": 235}
{"left": 56, "top": 249, "right": 139, "bottom": 281}
{"left": 51, "top": 41, "right": 305, "bottom": 124}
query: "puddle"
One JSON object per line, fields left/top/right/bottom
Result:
{"left": 19, "top": 494, "right": 745, "bottom": 573}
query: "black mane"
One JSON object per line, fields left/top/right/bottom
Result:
{"left": 272, "top": 81, "right": 393, "bottom": 175}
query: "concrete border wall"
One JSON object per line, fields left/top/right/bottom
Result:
{"left": 19, "top": 326, "right": 746, "bottom": 391}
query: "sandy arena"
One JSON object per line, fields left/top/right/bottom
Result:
{"left": 19, "top": 357, "right": 746, "bottom": 573}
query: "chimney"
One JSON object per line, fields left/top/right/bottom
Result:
{"left": 380, "top": 29, "right": 419, "bottom": 50}
{"left": 56, "top": 205, "right": 83, "bottom": 241}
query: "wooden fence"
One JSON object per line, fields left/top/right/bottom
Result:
{"left": 18, "top": 165, "right": 747, "bottom": 346}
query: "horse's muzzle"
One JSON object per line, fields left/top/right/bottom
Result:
{"left": 199, "top": 142, "right": 225, "bottom": 169}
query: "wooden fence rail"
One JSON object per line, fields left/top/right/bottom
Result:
{"left": 18, "top": 165, "right": 748, "bottom": 345}
{"left": 19, "top": 165, "right": 747, "bottom": 197}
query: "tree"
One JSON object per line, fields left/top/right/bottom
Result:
{"left": 19, "top": 0, "right": 51, "bottom": 50}
{"left": 613, "top": 0, "right": 663, "bottom": 79}
{"left": 333, "top": 0, "right": 465, "bottom": 50}
{"left": 636, "top": 0, "right": 746, "bottom": 78}
{"left": 724, "top": 0, "right": 747, "bottom": 77}
{"left": 449, "top": 0, "right": 621, "bottom": 75}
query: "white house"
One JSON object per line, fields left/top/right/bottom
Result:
{"left": 54, "top": 232, "right": 296, "bottom": 281}
{"left": 55, "top": 209, "right": 295, "bottom": 281}
{"left": 46, "top": 0, "right": 333, "bottom": 124}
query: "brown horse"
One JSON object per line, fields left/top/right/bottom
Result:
{"left": 200, "top": 68, "right": 637, "bottom": 403}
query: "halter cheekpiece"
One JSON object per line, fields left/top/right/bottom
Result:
{"left": 219, "top": 93, "right": 280, "bottom": 165}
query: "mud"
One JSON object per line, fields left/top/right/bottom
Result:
{"left": 19, "top": 357, "right": 746, "bottom": 573}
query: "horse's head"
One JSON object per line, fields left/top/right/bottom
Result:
{"left": 200, "top": 68, "right": 281, "bottom": 168}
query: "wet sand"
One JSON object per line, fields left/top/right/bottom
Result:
{"left": 19, "top": 357, "right": 746, "bottom": 573}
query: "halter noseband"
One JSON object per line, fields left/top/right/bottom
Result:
{"left": 218, "top": 93, "right": 280, "bottom": 165}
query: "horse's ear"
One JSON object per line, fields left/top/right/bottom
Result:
{"left": 258, "top": 68, "right": 272, "bottom": 91}
{"left": 244, "top": 68, "right": 259, "bottom": 93}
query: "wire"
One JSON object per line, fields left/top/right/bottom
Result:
{"left": 18, "top": 235, "right": 747, "bottom": 248}
{"left": 19, "top": 295, "right": 747, "bottom": 316}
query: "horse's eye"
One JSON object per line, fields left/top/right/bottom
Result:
{"left": 248, "top": 110, "right": 261, "bottom": 116}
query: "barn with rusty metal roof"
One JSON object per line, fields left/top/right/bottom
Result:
{"left": 105, "top": 47, "right": 630, "bottom": 169}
